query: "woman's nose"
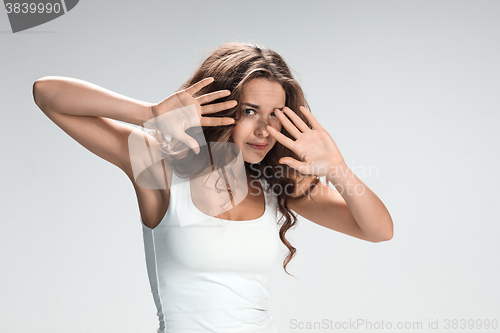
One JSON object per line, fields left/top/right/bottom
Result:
{"left": 254, "top": 119, "right": 271, "bottom": 137}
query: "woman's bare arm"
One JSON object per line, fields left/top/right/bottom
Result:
{"left": 33, "top": 76, "right": 156, "bottom": 177}
{"left": 33, "top": 76, "right": 154, "bottom": 126}
{"left": 33, "top": 76, "right": 172, "bottom": 228}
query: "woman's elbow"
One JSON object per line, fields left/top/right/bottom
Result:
{"left": 373, "top": 228, "right": 394, "bottom": 243}
{"left": 380, "top": 231, "right": 394, "bottom": 242}
{"left": 33, "top": 79, "right": 45, "bottom": 108}
{"left": 367, "top": 223, "right": 393, "bottom": 243}
{"left": 33, "top": 77, "right": 53, "bottom": 109}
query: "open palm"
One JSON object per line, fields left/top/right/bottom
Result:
{"left": 266, "top": 106, "right": 345, "bottom": 177}
{"left": 147, "top": 77, "right": 237, "bottom": 154}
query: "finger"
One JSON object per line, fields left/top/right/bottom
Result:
{"left": 298, "top": 106, "right": 323, "bottom": 131}
{"left": 266, "top": 125, "right": 296, "bottom": 149}
{"left": 177, "top": 132, "right": 201, "bottom": 154}
{"left": 201, "top": 100, "right": 238, "bottom": 114}
{"left": 185, "top": 77, "right": 214, "bottom": 95}
{"left": 283, "top": 107, "right": 310, "bottom": 132}
{"left": 200, "top": 117, "right": 236, "bottom": 127}
{"left": 196, "top": 90, "right": 231, "bottom": 105}
{"left": 279, "top": 157, "right": 310, "bottom": 175}
{"left": 274, "top": 109, "right": 302, "bottom": 138}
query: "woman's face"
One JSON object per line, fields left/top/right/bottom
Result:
{"left": 231, "top": 78, "right": 285, "bottom": 163}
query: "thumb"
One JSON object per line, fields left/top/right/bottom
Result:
{"left": 279, "top": 158, "right": 307, "bottom": 173}
{"left": 178, "top": 132, "right": 200, "bottom": 154}
{"left": 278, "top": 157, "right": 292, "bottom": 165}
{"left": 278, "top": 157, "right": 302, "bottom": 170}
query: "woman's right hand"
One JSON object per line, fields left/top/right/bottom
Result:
{"left": 147, "top": 77, "right": 237, "bottom": 154}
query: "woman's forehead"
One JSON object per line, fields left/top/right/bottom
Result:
{"left": 241, "top": 78, "right": 286, "bottom": 105}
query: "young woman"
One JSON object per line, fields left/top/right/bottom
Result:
{"left": 33, "top": 42, "right": 393, "bottom": 333}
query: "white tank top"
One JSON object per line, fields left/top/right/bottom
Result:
{"left": 141, "top": 170, "right": 281, "bottom": 333}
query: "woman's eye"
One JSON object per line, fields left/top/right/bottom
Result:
{"left": 244, "top": 109, "right": 279, "bottom": 118}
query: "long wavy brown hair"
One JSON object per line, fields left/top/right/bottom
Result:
{"left": 150, "top": 42, "right": 320, "bottom": 276}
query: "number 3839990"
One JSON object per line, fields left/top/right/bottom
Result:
{"left": 5, "top": 2, "right": 62, "bottom": 14}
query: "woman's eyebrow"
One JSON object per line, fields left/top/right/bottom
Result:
{"left": 242, "top": 102, "right": 284, "bottom": 111}
{"left": 242, "top": 102, "right": 260, "bottom": 109}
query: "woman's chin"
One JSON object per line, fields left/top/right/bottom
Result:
{"left": 242, "top": 154, "right": 265, "bottom": 164}
{"left": 244, "top": 158, "right": 264, "bottom": 164}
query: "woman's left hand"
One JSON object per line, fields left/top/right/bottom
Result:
{"left": 266, "top": 106, "right": 345, "bottom": 178}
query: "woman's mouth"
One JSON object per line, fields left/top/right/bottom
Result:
{"left": 247, "top": 143, "right": 268, "bottom": 151}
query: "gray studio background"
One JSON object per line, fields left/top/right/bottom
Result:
{"left": 1, "top": 1, "right": 499, "bottom": 332}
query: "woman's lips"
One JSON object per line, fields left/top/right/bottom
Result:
{"left": 247, "top": 143, "right": 267, "bottom": 151}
